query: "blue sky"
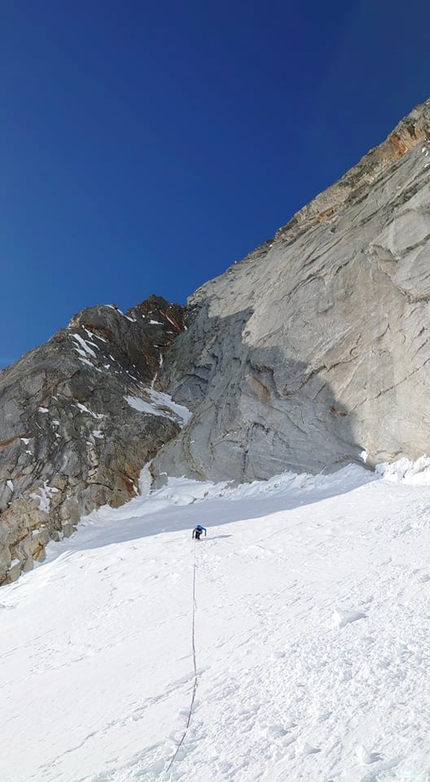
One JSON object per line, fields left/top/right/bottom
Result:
{"left": 1, "top": 0, "right": 430, "bottom": 368}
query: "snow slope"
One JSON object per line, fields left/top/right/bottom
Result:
{"left": 1, "top": 461, "right": 430, "bottom": 782}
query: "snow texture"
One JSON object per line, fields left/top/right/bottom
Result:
{"left": 29, "top": 481, "right": 59, "bottom": 513}
{"left": 125, "top": 389, "right": 192, "bottom": 425}
{"left": 72, "top": 334, "right": 98, "bottom": 359}
{"left": 76, "top": 403, "right": 104, "bottom": 419}
{"left": 1, "top": 461, "right": 430, "bottom": 781}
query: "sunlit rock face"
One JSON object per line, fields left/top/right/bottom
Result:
{"left": 152, "top": 98, "right": 430, "bottom": 483}
{"left": 0, "top": 296, "right": 186, "bottom": 584}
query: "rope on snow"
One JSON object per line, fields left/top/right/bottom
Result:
{"left": 165, "top": 539, "right": 199, "bottom": 773}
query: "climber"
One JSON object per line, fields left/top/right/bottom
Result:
{"left": 192, "top": 524, "right": 207, "bottom": 540}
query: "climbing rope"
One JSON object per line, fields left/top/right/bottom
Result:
{"left": 165, "top": 540, "right": 199, "bottom": 773}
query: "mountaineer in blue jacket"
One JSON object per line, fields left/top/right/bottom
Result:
{"left": 192, "top": 524, "right": 207, "bottom": 540}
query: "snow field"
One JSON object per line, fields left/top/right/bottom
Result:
{"left": 1, "top": 465, "right": 430, "bottom": 781}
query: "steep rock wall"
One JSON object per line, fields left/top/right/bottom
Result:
{"left": 152, "top": 99, "right": 430, "bottom": 483}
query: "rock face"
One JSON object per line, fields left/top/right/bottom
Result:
{"left": 0, "top": 296, "right": 186, "bottom": 584}
{"left": 151, "top": 98, "right": 430, "bottom": 483}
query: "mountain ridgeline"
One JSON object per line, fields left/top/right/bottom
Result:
{"left": 0, "top": 298, "right": 186, "bottom": 584}
{"left": 1, "top": 98, "right": 430, "bottom": 583}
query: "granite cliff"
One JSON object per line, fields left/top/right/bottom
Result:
{"left": 151, "top": 97, "right": 430, "bottom": 482}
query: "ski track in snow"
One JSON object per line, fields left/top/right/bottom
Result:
{"left": 1, "top": 465, "right": 430, "bottom": 781}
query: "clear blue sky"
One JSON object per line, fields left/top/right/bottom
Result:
{"left": 1, "top": 0, "right": 430, "bottom": 368}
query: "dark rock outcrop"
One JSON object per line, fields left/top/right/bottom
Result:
{"left": 151, "top": 98, "right": 430, "bottom": 482}
{"left": 0, "top": 296, "right": 186, "bottom": 583}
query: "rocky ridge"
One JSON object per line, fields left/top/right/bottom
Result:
{"left": 0, "top": 296, "right": 186, "bottom": 583}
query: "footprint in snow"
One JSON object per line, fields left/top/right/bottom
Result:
{"left": 358, "top": 756, "right": 402, "bottom": 781}
{"left": 266, "top": 724, "right": 290, "bottom": 739}
{"left": 300, "top": 742, "right": 321, "bottom": 756}
{"left": 355, "top": 744, "right": 382, "bottom": 765}
{"left": 332, "top": 607, "right": 366, "bottom": 628}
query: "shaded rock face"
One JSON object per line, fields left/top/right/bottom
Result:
{"left": 0, "top": 296, "right": 186, "bottom": 584}
{"left": 152, "top": 98, "right": 430, "bottom": 483}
